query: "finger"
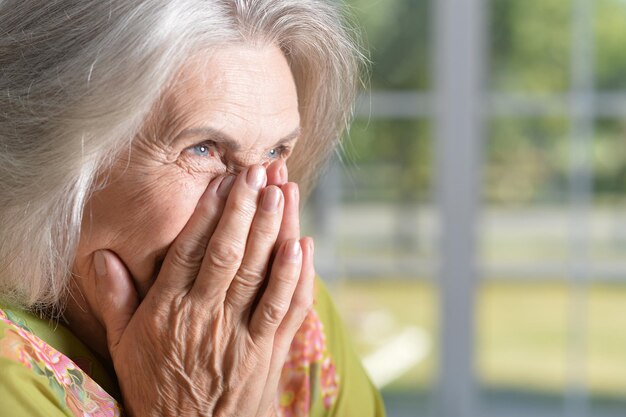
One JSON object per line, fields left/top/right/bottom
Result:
{"left": 225, "top": 185, "right": 284, "bottom": 314}
{"left": 153, "top": 174, "right": 234, "bottom": 294}
{"left": 191, "top": 165, "right": 267, "bottom": 300}
{"left": 249, "top": 239, "right": 302, "bottom": 341}
{"left": 275, "top": 237, "right": 315, "bottom": 349}
{"left": 275, "top": 182, "right": 300, "bottom": 246}
{"left": 266, "top": 159, "right": 287, "bottom": 187}
{"left": 257, "top": 237, "right": 315, "bottom": 415}
{"left": 94, "top": 249, "right": 139, "bottom": 357}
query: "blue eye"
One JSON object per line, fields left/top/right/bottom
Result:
{"left": 190, "top": 142, "right": 216, "bottom": 157}
{"left": 267, "top": 146, "right": 288, "bottom": 159}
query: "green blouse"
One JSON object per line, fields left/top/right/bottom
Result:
{"left": 0, "top": 278, "right": 385, "bottom": 417}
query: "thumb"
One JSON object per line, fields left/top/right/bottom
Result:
{"left": 94, "top": 249, "right": 138, "bottom": 357}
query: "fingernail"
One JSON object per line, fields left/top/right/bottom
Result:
{"left": 262, "top": 186, "right": 281, "bottom": 212}
{"left": 308, "top": 239, "right": 314, "bottom": 255}
{"left": 94, "top": 250, "right": 107, "bottom": 277}
{"left": 285, "top": 239, "right": 301, "bottom": 260}
{"left": 217, "top": 175, "right": 235, "bottom": 198}
{"left": 246, "top": 165, "right": 266, "bottom": 190}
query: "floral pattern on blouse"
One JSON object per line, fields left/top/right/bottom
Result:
{"left": 0, "top": 308, "right": 121, "bottom": 417}
{"left": 0, "top": 303, "right": 340, "bottom": 417}
{"left": 277, "top": 308, "right": 339, "bottom": 417}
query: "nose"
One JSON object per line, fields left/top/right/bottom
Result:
{"left": 224, "top": 152, "right": 265, "bottom": 176}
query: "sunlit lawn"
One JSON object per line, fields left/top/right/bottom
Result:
{"left": 329, "top": 279, "right": 626, "bottom": 398}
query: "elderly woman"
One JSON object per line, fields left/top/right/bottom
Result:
{"left": 0, "top": 0, "right": 385, "bottom": 416}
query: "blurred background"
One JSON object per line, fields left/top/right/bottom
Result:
{"left": 301, "top": 0, "right": 626, "bottom": 416}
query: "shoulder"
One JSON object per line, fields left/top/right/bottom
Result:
{"left": 0, "top": 356, "right": 69, "bottom": 417}
{"left": 0, "top": 310, "right": 71, "bottom": 416}
{"left": 0, "top": 308, "right": 122, "bottom": 417}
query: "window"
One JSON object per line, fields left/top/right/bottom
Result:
{"left": 304, "top": 1, "right": 626, "bottom": 416}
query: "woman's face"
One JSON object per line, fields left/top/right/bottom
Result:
{"left": 74, "top": 43, "right": 300, "bottom": 298}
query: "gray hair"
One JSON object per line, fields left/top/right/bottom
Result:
{"left": 0, "top": 0, "right": 363, "bottom": 310}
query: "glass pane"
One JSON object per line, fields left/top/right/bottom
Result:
{"left": 347, "top": 0, "right": 430, "bottom": 90}
{"left": 343, "top": 119, "right": 432, "bottom": 202}
{"left": 483, "top": 118, "right": 570, "bottom": 268}
{"left": 480, "top": 118, "right": 571, "bottom": 413}
{"left": 482, "top": 116, "right": 626, "bottom": 415}
{"left": 303, "top": 118, "right": 436, "bottom": 416}
{"left": 332, "top": 280, "right": 437, "bottom": 415}
{"left": 489, "top": 0, "right": 572, "bottom": 92}
{"left": 588, "top": 283, "right": 626, "bottom": 414}
{"left": 595, "top": 0, "right": 626, "bottom": 91}
{"left": 339, "top": 119, "right": 434, "bottom": 264}
{"left": 478, "top": 282, "right": 626, "bottom": 415}
{"left": 591, "top": 119, "right": 626, "bottom": 265}
{"left": 478, "top": 281, "right": 568, "bottom": 415}
{"left": 589, "top": 119, "right": 626, "bottom": 414}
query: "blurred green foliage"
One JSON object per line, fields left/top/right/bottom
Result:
{"left": 485, "top": 118, "right": 570, "bottom": 205}
{"left": 342, "top": 0, "right": 626, "bottom": 206}
{"left": 343, "top": 119, "right": 431, "bottom": 203}
{"left": 594, "top": 120, "right": 626, "bottom": 201}
{"left": 595, "top": 0, "right": 626, "bottom": 90}
{"left": 490, "top": 0, "right": 572, "bottom": 92}
{"left": 347, "top": 0, "right": 430, "bottom": 90}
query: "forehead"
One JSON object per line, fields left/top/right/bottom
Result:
{"left": 163, "top": 44, "right": 300, "bottom": 147}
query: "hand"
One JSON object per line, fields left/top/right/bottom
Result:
{"left": 95, "top": 164, "right": 315, "bottom": 417}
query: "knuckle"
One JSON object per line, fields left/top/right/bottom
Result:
{"left": 250, "top": 219, "right": 278, "bottom": 240}
{"left": 294, "top": 291, "right": 314, "bottom": 312}
{"left": 271, "top": 269, "right": 297, "bottom": 289}
{"left": 229, "top": 196, "right": 256, "bottom": 220}
{"left": 169, "top": 240, "right": 203, "bottom": 270}
{"left": 279, "top": 308, "right": 308, "bottom": 339}
{"left": 235, "top": 264, "right": 264, "bottom": 287}
{"left": 294, "top": 306, "right": 310, "bottom": 328}
{"left": 207, "top": 240, "right": 241, "bottom": 271}
{"left": 261, "top": 301, "right": 288, "bottom": 327}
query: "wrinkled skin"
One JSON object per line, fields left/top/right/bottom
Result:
{"left": 66, "top": 44, "right": 314, "bottom": 416}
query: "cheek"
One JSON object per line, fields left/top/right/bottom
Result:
{"left": 79, "top": 169, "right": 210, "bottom": 292}
{"left": 134, "top": 183, "right": 200, "bottom": 255}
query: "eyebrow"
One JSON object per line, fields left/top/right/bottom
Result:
{"left": 174, "top": 126, "right": 301, "bottom": 150}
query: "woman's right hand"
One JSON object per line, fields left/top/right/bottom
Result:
{"left": 94, "top": 164, "right": 315, "bottom": 417}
